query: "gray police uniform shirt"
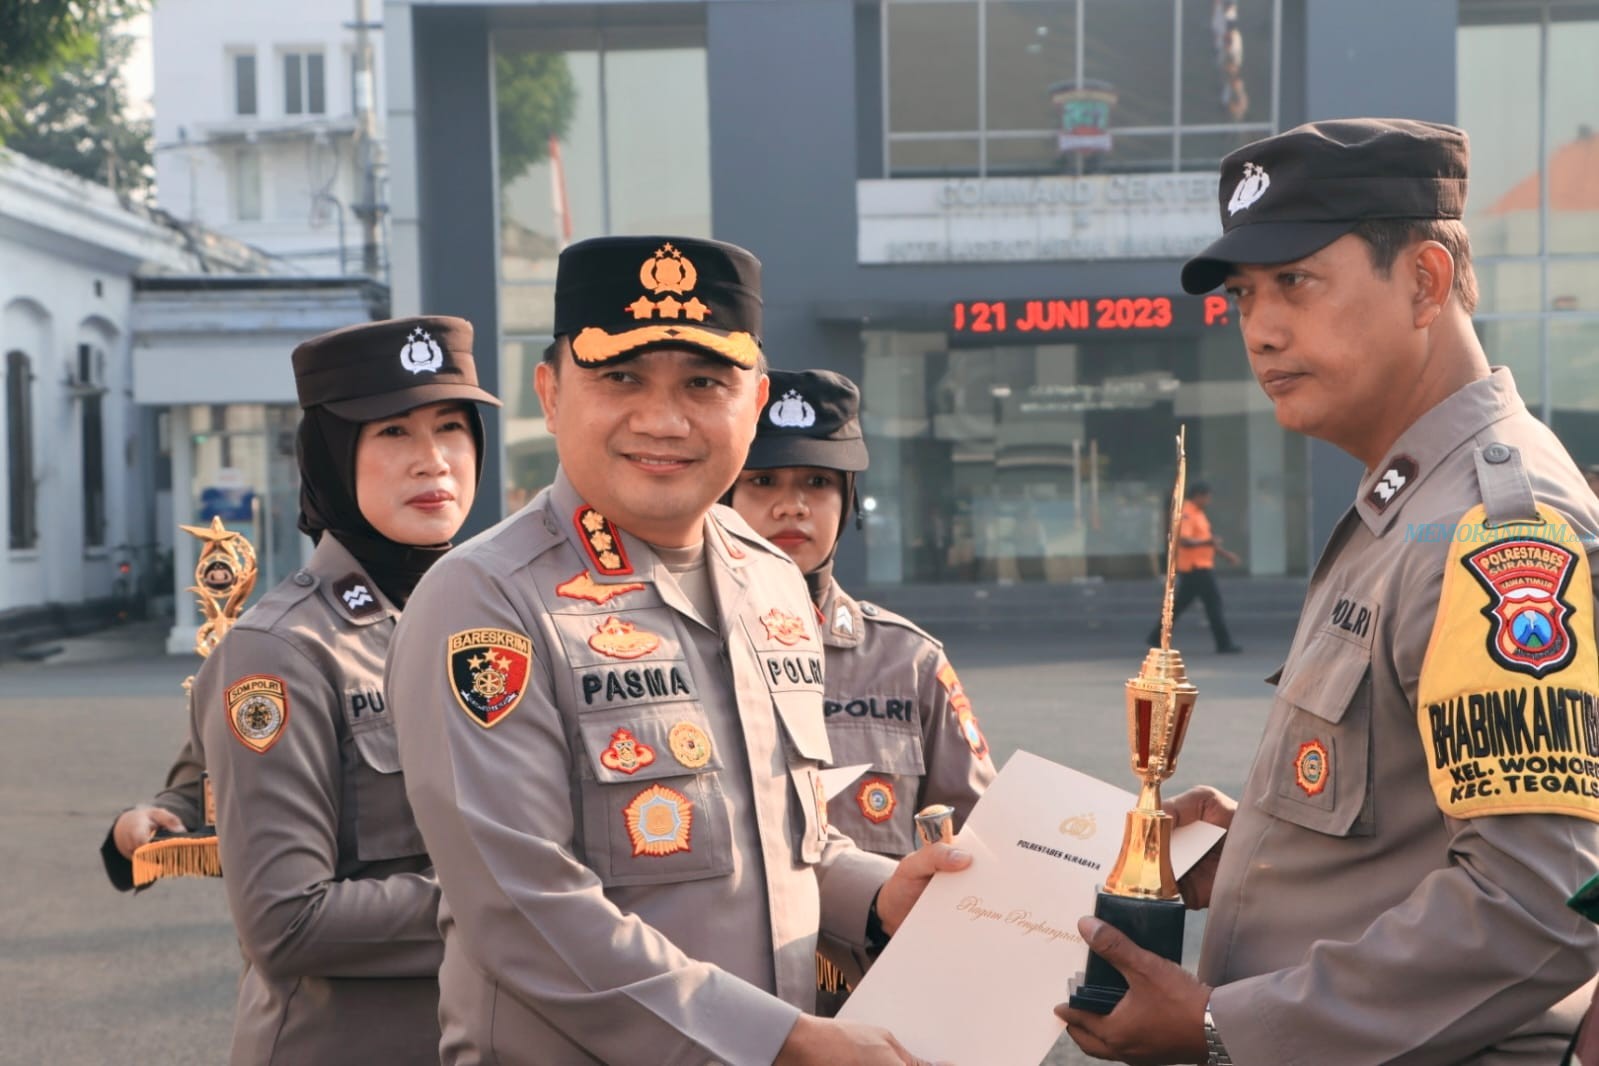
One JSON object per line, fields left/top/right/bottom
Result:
{"left": 99, "top": 730, "right": 205, "bottom": 891}
{"left": 191, "top": 535, "right": 442, "bottom": 1066}
{"left": 817, "top": 578, "right": 995, "bottom": 856}
{"left": 385, "top": 468, "right": 896, "bottom": 1066}
{"left": 1203, "top": 370, "right": 1599, "bottom": 1064}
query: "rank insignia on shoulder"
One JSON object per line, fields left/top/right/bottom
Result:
{"left": 833, "top": 603, "right": 854, "bottom": 637}
{"left": 226, "top": 675, "right": 289, "bottom": 753}
{"left": 1295, "top": 739, "right": 1330, "bottom": 797}
{"left": 333, "top": 575, "right": 382, "bottom": 618}
{"left": 556, "top": 570, "right": 646, "bottom": 606}
{"left": 574, "top": 506, "right": 633, "bottom": 576}
{"left": 760, "top": 607, "right": 811, "bottom": 646}
{"left": 600, "top": 727, "right": 656, "bottom": 774}
{"left": 1366, "top": 455, "right": 1419, "bottom": 513}
{"left": 448, "top": 628, "right": 535, "bottom": 728}
{"left": 588, "top": 616, "right": 663, "bottom": 660}
{"left": 624, "top": 784, "right": 693, "bottom": 856}
{"left": 938, "top": 663, "right": 989, "bottom": 760}
{"left": 857, "top": 778, "right": 896, "bottom": 824}
{"left": 668, "top": 720, "right": 713, "bottom": 769}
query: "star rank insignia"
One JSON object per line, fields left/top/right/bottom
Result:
{"left": 587, "top": 616, "right": 663, "bottom": 660}
{"left": 448, "top": 629, "right": 534, "bottom": 728}
{"left": 857, "top": 779, "right": 896, "bottom": 824}
{"left": 600, "top": 727, "right": 656, "bottom": 775}
{"left": 624, "top": 784, "right": 693, "bottom": 856}
{"left": 574, "top": 506, "right": 633, "bottom": 575}
{"left": 226, "top": 675, "right": 289, "bottom": 753}
{"left": 759, "top": 607, "right": 811, "bottom": 646}
{"left": 556, "top": 570, "right": 646, "bottom": 606}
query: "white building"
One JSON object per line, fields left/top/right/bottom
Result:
{"left": 151, "top": 0, "right": 386, "bottom": 279}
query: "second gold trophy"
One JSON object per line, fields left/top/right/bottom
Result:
{"left": 1068, "top": 427, "right": 1199, "bottom": 1013}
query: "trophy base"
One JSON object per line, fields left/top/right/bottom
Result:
{"left": 1066, "top": 890, "right": 1185, "bottom": 1014}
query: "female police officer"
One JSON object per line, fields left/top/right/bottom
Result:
{"left": 189, "top": 316, "right": 498, "bottom": 1065}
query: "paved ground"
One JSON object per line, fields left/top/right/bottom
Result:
{"left": 0, "top": 612, "right": 1290, "bottom": 1065}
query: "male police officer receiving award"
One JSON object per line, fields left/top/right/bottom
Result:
{"left": 1056, "top": 119, "right": 1599, "bottom": 1065}
{"left": 386, "top": 235, "right": 969, "bottom": 1065}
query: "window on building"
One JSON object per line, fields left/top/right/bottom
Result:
{"left": 493, "top": 16, "right": 712, "bottom": 507}
{"left": 233, "top": 147, "right": 262, "bottom": 221}
{"left": 284, "top": 50, "right": 327, "bottom": 115}
{"left": 6, "top": 351, "right": 36, "bottom": 550}
{"left": 1459, "top": 1, "right": 1599, "bottom": 454}
{"left": 78, "top": 344, "right": 106, "bottom": 549}
{"left": 232, "top": 51, "right": 258, "bottom": 116}
{"left": 881, "top": 0, "right": 1280, "bottom": 178}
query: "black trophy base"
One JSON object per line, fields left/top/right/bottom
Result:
{"left": 1067, "top": 890, "right": 1185, "bottom": 1014}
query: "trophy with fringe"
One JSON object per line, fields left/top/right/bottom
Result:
{"left": 1068, "top": 427, "right": 1200, "bottom": 1012}
{"left": 130, "top": 517, "right": 257, "bottom": 886}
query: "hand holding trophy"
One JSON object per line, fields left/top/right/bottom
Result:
{"left": 1068, "top": 427, "right": 1200, "bottom": 1013}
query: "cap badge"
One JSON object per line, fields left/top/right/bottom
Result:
{"left": 1227, "top": 161, "right": 1271, "bottom": 215}
{"left": 400, "top": 327, "right": 444, "bottom": 374}
{"left": 769, "top": 390, "right": 816, "bottom": 429}
{"left": 627, "top": 243, "right": 711, "bottom": 323}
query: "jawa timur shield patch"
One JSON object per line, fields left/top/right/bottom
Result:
{"left": 1463, "top": 536, "right": 1579, "bottom": 679}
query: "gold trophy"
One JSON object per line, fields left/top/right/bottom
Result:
{"left": 130, "top": 517, "right": 257, "bottom": 886}
{"left": 1068, "top": 428, "right": 1199, "bottom": 1013}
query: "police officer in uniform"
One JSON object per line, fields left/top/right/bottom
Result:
{"left": 385, "top": 236, "right": 968, "bottom": 1065}
{"left": 101, "top": 736, "right": 205, "bottom": 890}
{"left": 190, "top": 316, "right": 500, "bottom": 1064}
{"left": 728, "top": 368, "right": 998, "bottom": 1014}
{"left": 1056, "top": 119, "right": 1599, "bottom": 1064}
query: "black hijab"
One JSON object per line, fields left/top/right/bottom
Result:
{"left": 296, "top": 404, "right": 486, "bottom": 607}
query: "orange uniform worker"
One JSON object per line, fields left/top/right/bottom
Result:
{"left": 1145, "top": 481, "right": 1242, "bottom": 654}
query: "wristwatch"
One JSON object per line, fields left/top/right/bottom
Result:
{"left": 1203, "top": 1000, "right": 1233, "bottom": 1066}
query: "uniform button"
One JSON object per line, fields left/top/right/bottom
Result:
{"left": 1484, "top": 443, "right": 1512, "bottom": 464}
{"left": 293, "top": 571, "right": 315, "bottom": 587}
{"left": 861, "top": 602, "right": 879, "bottom": 616}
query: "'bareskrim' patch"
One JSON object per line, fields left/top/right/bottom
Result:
{"left": 449, "top": 628, "right": 534, "bottom": 728}
{"left": 227, "top": 674, "right": 289, "bottom": 753}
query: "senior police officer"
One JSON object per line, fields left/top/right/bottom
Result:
{"left": 190, "top": 316, "right": 500, "bottom": 1064}
{"left": 1056, "top": 119, "right": 1599, "bottom": 1064}
{"left": 727, "top": 369, "right": 999, "bottom": 1014}
{"left": 385, "top": 236, "right": 969, "bottom": 1065}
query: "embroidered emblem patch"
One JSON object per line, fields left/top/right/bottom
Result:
{"left": 760, "top": 607, "right": 811, "bottom": 646}
{"left": 938, "top": 663, "right": 989, "bottom": 759}
{"left": 574, "top": 506, "right": 632, "bottom": 576}
{"left": 1463, "top": 536, "right": 1579, "bottom": 678}
{"left": 623, "top": 784, "right": 693, "bottom": 856}
{"left": 448, "top": 628, "right": 534, "bottom": 728}
{"left": 226, "top": 675, "right": 289, "bottom": 753}
{"left": 1295, "top": 739, "right": 1330, "bottom": 797}
{"left": 588, "top": 616, "right": 662, "bottom": 660}
{"left": 400, "top": 326, "right": 444, "bottom": 374}
{"left": 333, "top": 574, "right": 382, "bottom": 618}
{"left": 556, "top": 570, "right": 645, "bottom": 606}
{"left": 1227, "top": 161, "right": 1270, "bottom": 214}
{"left": 1366, "top": 455, "right": 1419, "bottom": 513}
{"left": 769, "top": 389, "right": 816, "bottom": 429}
{"left": 600, "top": 727, "right": 656, "bottom": 775}
{"left": 668, "top": 721, "right": 712, "bottom": 769}
{"left": 857, "top": 779, "right": 896, "bottom": 824}
{"left": 833, "top": 602, "right": 854, "bottom": 637}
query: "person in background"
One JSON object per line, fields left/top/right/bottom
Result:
{"left": 1145, "top": 480, "right": 1243, "bottom": 654}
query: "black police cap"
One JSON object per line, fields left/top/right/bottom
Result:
{"left": 745, "top": 369, "right": 868, "bottom": 473}
{"left": 1182, "top": 118, "right": 1469, "bottom": 294}
{"left": 292, "top": 315, "right": 501, "bottom": 421}
{"left": 554, "top": 236, "right": 762, "bottom": 370}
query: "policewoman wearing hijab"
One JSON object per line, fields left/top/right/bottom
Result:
{"left": 187, "top": 316, "right": 499, "bottom": 1066}
{"left": 727, "top": 369, "right": 997, "bottom": 1010}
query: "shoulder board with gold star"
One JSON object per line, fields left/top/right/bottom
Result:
{"left": 574, "top": 506, "right": 633, "bottom": 576}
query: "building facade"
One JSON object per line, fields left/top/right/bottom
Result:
{"left": 152, "top": 0, "right": 388, "bottom": 278}
{"left": 383, "top": 0, "right": 1599, "bottom": 607}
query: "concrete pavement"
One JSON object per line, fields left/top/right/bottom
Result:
{"left": 0, "top": 613, "right": 1292, "bottom": 1065}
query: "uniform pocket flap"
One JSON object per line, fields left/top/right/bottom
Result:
{"left": 577, "top": 707, "right": 723, "bottom": 785}
{"left": 825, "top": 723, "right": 925, "bottom": 776}
{"left": 1276, "top": 634, "right": 1371, "bottom": 724}
{"left": 351, "top": 721, "right": 404, "bottom": 774}
{"left": 773, "top": 691, "right": 832, "bottom": 764}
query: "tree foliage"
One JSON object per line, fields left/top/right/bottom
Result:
{"left": 3, "top": 20, "right": 153, "bottom": 196}
{"left": 495, "top": 51, "right": 578, "bottom": 189}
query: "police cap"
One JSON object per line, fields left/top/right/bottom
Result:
{"left": 292, "top": 315, "right": 501, "bottom": 421}
{"left": 745, "top": 369, "right": 868, "bottom": 473}
{"left": 1181, "top": 118, "right": 1470, "bottom": 294}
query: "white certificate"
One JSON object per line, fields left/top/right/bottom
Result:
{"left": 837, "top": 750, "right": 1226, "bottom": 1066}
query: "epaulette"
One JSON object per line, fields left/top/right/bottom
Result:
{"left": 453, "top": 498, "right": 567, "bottom": 574}
{"left": 857, "top": 599, "right": 943, "bottom": 649}
{"left": 708, "top": 502, "right": 792, "bottom": 561}
{"left": 1471, "top": 441, "right": 1539, "bottom": 527}
{"left": 237, "top": 569, "right": 321, "bottom": 632}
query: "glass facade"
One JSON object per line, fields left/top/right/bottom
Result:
{"left": 494, "top": 14, "right": 712, "bottom": 510}
{"left": 858, "top": 327, "right": 1307, "bottom": 584}
{"left": 1459, "top": 2, "right": 1599, "bottom": 466}
{"left": 883, "top": 0, "right": 1280, "bottom": 177}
